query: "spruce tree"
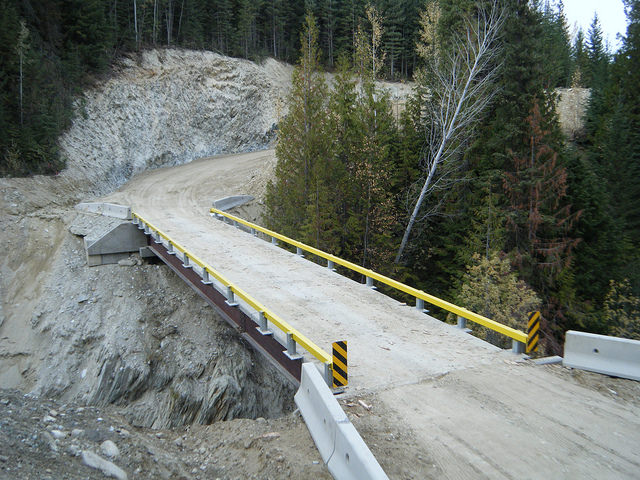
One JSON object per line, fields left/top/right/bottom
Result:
{"left": 266, "top": 13, "right": 332, "bottom": 242}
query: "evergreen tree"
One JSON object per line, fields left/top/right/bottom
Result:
{"left": 537, "top": 0, "right": 572, "bottom": 87}
{"left": 585, "top": 14, "right": 609, "bottom": 89}
{"left": 266, "top": 13, "right": 331, "bottom": 240}
{"left": 571, "top": 28, "right": 589, "bottom": 86}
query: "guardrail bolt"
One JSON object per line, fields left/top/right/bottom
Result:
{"left": 512, "top": 340, "right": 525, "bottom": 354}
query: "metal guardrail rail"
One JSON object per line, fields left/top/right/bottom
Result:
{"left": 210, "top": 207, "right": 529, "bottom": 349}
{"left": 132, "top": 212, "right": 334, "bottom": 382}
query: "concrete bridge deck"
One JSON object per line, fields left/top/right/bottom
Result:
{"left": 103, "top": 150, "right": 640, "bottom": 479}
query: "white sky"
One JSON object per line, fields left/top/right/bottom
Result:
{"left": 562, "top": 0, "right": 628, "bottom": 51}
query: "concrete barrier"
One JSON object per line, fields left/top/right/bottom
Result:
{"left": 563, "top": 330, "right": 640, "bottom": 381}
{"left": 295, "top": 363, "right": 388, "bottom": 480}
{"left": 76, "top": 202, "right": 132, "bottom": 220}
{"left": 212, "top": 195, "right": 254, "bottom": 211}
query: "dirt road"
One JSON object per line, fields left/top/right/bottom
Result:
{"left": 104, "top": 150, "right": 640, "bottom": 479}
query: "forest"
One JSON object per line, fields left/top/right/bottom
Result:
{"left": 0, "top": 0, "right": 638, "bottom": 351}
{"left": 265, "top": 0, "right": 640, "bottom": 352}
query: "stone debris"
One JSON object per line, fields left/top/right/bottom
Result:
{"left": 82, "top": 450, "right": 128, "bottom": 480}
{"left": 50, "top": 429, "right": 67, "bottom": 439}
{"left": 100, "top": 439, "right": 120, "bottom": 458}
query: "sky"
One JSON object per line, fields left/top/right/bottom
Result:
{"left": 562, "top": 0, "right": 628, "bottom": 50}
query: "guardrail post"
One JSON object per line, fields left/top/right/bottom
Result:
{"left": 457, "top": 315, "right": 467, "bottom": 329}
{"left": 416, "top": 298, "right": 425, "bottom": 312}
{"left": 257, "top": 311, "right": 272, "bottom": 335}
{"left": 285, "top": 333, "right": 301, "bottom": 359}
{"left": 324, "top": 362, "right": 332, "bottom": 387}
{"left": 296, "top": 247, "right": 304, "bottom": 257}
{"left": 287, "top": 333, "right": 296, "bottom": 355}
{"left": 251, "top": 228, "right": 257, "bottom": 236}
{"left": 202, "top": 269, "right": 212, "bottom": 285}
{"left": 182, "top": 254, "right": 191, "bottom": 269}
{"left": 327, "top": 260, "right": 335, "bottom": 271}
{"left": 366, "top": 277, "right": 376, "bottom": 290}
{"left": 512, "top": 339, "right": 525, "bottom": 354}
{"left": 225, "top": 286, "right": 238, "bottom": 307}
{"left": 167, "top": 242, "right": 175, "bottom": 255}
{"left": 271, "top": 237, "right": 278, "bottom": 246}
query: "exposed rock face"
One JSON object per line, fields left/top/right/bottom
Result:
{"left": 59, "top": 49, "right": 292, "bottom": 197}
{"left": 0, "top": 49, "right": 292, "bottom": 218}
{"left": 556, "top": 87, "right": 591, "bottom": 140}
{"left": 0, "top": 211, "right": 295, "bottom": 429}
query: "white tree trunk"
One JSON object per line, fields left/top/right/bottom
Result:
{"left": 395, "top": 1, "right": 504, "bottom": 263}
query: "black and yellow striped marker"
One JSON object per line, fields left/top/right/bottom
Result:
{"left": 332, "top": 341, "right": 348, "bottom": 388}
{"left": 527, "top": 311, "right": 540, "bottom": 353}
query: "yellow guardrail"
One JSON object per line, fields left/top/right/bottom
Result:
{"left": 210, "top": 207, "right": 529, "bottom": 345}
{"left": 132, "top": 212, "right": 333, "bottom": 366}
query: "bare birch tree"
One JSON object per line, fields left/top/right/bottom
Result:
{"left": 394, "top": 0, "right": 504, "bottom": 263}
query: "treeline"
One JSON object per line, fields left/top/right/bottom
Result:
{"left": 266, "top": 0, "right": 640, "bottom": 352}
{"left": 1, "top": 0, "right": 426, "bottom": 176}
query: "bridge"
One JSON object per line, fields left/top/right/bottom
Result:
{"left": 99, "top": 150, "right": 639, "bottom": 479}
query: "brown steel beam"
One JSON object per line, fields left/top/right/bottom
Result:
{"left": 146, "top": 237, "right": 302, "bottom": 385}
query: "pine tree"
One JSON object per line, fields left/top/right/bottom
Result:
{"left": 266, "top": 13, "right": 331, "bottom": 240}
{"left": 538, "top": 0, "right": 572, "bottom": 87}
{"left": 571, "top": 28, "right": 589, "bottom": 86}
{"left": 585, "top": 14, "right": 609, "bottom": 89}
